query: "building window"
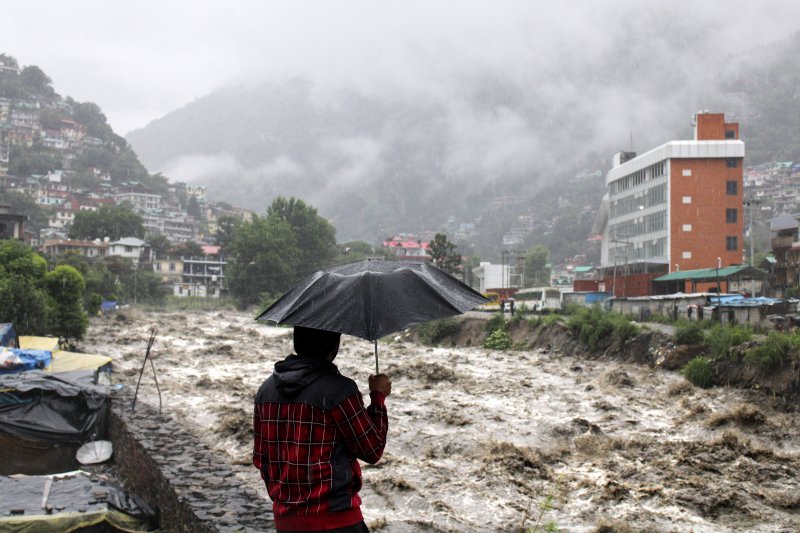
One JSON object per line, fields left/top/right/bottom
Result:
{"left": 682, "top": 251, "right": 692, "bottom": 259}
{"left": 726, "top": 158, "right": 738, "bottom": 168}
{"left": 726, "top": 208, "right": 738, "bottom": 224}
{"left": 725, "top": 130, "right": 735, "bottom": 139}
{"left": 682, "top": 224, "right": 692, "bottom": 232}
{"left": 155, "top": 263, "right": 161, "bottom": 271}
{"left": 726, "top": 180, "right": 737, "bottom": 195}
{"left": 682, "top": 196, "right": 692, "bottom": 204}
{"left": 726, "top": 236, "right": 738, "bottom": 251}
{"left": 169, "top": 263, "right": 175, "bottom": 271}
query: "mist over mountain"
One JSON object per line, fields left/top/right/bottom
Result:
{"left": 127, "top": 19, "right": 800, "bottom": 245}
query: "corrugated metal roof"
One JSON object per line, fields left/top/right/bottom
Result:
{"left": 573, "top": 266, "right": 594, "bottom": 273}
{"left": 654, "top": 265, "right": 754, "bottom": 282}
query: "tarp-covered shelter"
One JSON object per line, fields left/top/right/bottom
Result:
{"left": 0, "top": 471, "right": 156, "bottom": 532}
{"left": 0, "top": 323, "right": 19, "bottom": 348}
{"left": 0, "top": 371, "right": 109, "bottom": 475}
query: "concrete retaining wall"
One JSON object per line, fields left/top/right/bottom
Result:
{"left": 109, "top": 389, "right": 274, "bottom": 532}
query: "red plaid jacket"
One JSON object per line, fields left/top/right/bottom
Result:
{"left": 253, "top": 354, "right": 388, "bottom": 531}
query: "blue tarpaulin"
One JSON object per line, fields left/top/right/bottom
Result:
{"left": 0, "top": 348, "right": 52, "bottom": 374}
{"left": 0, "top": 324, "right": 17, "bottom": 348}
{"left": 101, "top": 301, "right": 118, "bottom": 313}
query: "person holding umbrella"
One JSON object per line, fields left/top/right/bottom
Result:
{"left": 253, "top": 325, "right": 391, "bottom": 533}
{"left": 255, "top": 260, "right": 487, "bottom": 531}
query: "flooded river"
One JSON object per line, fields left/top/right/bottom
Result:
{"left": 83, "top": 310, "right": 800, "bottom": 532}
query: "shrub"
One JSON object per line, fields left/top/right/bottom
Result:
{"left": 683, "top": 357, "right": 714, "bottom": 388}
{"left": 674, "top": 321, "right": 704, "bottom": 346}
{"left": 566, "top": 307, "right": 638, "bottom": 349}
{"left": 484, "top": 329, "right": 513, "bottom": 350}
{"left": 705, "top": 324, "right": 753, "bottom": 358}
{"left": 417, "top": 318, "right": 461, "bottom": 345}
{"left": 612, "top": 318, "right": 639, "bottom": 344}
{"left": 744, "top": 332, "right": 792, "bottom": 370}
{"left": 484, "top": 314, "right": 507, "bottom": 335}
{"left": 542, "top": 314, "right": 563, "bottom": 327}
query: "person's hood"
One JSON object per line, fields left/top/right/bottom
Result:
{"left": 272, "top": 353, "right": 339, "bottom": 397}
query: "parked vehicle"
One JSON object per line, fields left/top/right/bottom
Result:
{"left": 515, "top": 287, "right": 562, "bottom": 312}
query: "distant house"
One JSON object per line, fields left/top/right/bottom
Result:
{"left": 42, "top": 239, "right": 108, "bottom": 259}
{"left": 382, "top": 235, "right": 430, "bottom": 261}
{"left": 153, "top": 257, "right": 184, "bottom": 284}
{"left": 173, "top": 245, "right": 227, "bottom": 298}
{"left": 0, "top": 204, "right": 26, "bottom": 240}
{"left": 108, "top": 237, "right": 150, "bottom": 263}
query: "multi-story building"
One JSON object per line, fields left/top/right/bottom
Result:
{"left": 769, "top": 213, "right": 799, "bottom": 293}
{"left": 115, "top": 191, "right": 163, "bottom": 211}
{"left": 600, "top": 112, "right": 744, "bottom": 292}
{"left": 176, "top": 245, "right": 226, "bottom": 298}
{"left": 0, "top": 204, "right": 26, "bottom": 240}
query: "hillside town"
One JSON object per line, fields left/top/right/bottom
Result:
{"left": 3, "top": 50, "right": 800, "bottom": 323}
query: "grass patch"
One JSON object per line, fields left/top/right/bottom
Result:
{"left": 682, "top": 356, "right": 714, "bottom": 388}
{"left": 705, "top": 324, "right": 753, "bottom": 358}
{"left": 674, "top": 321, "right": 705, "bottom": 346}
{"left": 416, "top": 318, "right": 462, "bottom": 345}
{"left": 484, "top": 313, "right": 508, "bottom": 335}
{"left": 744, "top": 331, "right": 793, "bottom": 370}
{"left": 567, "top": 307, "right": 639, "bottom": 350}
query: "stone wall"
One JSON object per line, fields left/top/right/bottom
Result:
{"left": 109, "top": 389, "right": 274, "bottom": 532}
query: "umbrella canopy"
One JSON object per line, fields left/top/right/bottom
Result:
{"left": 256, "top": 260, "right": 488, "bottom": 342}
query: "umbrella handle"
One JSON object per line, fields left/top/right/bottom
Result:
{"left": 374, "top": 340, "right": 379, "bottom": 374}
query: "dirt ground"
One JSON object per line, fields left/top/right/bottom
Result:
{"left": 82, "top": 310, "right": 800, "bottom": 532}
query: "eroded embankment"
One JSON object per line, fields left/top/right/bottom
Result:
{"left": 411, "top": 317, "right": 800, "bottom": 407}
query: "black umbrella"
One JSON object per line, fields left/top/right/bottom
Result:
{"left": 256, "top": 259, "right": 488, "bottom": 372}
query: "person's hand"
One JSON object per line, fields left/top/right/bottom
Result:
{"left": 369, "top": 373, "right": 392, "bottom": 397}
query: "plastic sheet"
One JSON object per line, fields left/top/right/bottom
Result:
{"left": 0, "top": 371, "right": 108, "bottom": 446}
{"left": 0, "top": 472, "right": 155, "bottom": 532}
{"left": 0, "top": 349, "right": 52, "bottom": 375}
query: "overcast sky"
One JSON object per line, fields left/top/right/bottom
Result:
{"left": 3, "top": 1, "right": 800, "bottom": 136}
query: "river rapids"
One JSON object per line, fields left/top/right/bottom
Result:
{"left": 82, "top": 310, "right": 800, "bottom": 532}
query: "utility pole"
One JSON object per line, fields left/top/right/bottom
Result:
{"left": 745, "top": 197, "right": 760, "bottom": 296}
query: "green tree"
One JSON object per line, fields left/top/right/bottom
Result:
{"left": 226, "top": 215, "right": 297, "bottom": 307}
{"left": 226, "top": 197, "right": 337, "bottom": 307}
{"left": 215, "top": 215, "right": 241, "bottom": 252}
{"left": 428, "top": 233, "right": 462, "bottom": 275}
{"left": 147, "top": 234, "right": 172, "bottom": 259}
{"left": 266, "top": 197, "right": 337, "bottom": 274}
{"left": 44, "top": 265, "right": 88, "bottom": 343}
{"left": 20, "top": 65, "right": 55, "bottom": 97}
{"left": 523, "top": 245, "right": 551, "bottom": 287}
{"left": 100, "top": 256, "right": 167, "bottom": 304}
{"left": 0, "top": 240, "right": 49, "bottom": 335}
{"left": 69, "top": 204, "right": 145, "bottom": 241}
{"left": 173, "top": 241, "right": 204, "bottom": 258}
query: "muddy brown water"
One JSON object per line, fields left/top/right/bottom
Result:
{"left": 82, "top": 310, "right": 800, "bottom": 532}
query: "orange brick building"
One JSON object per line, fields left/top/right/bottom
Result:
{"left": 599, "top": 112, "right": 744, "bottom": 296}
